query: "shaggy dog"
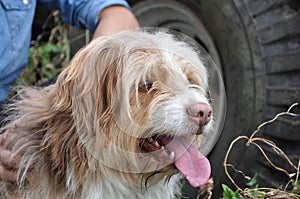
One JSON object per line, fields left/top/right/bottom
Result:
{"left": 0, "top": 30, "right": 213, "bottom": 198}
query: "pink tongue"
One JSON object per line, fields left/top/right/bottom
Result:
{"left": 166, "top": 137, "right": 211, "bottom": 187}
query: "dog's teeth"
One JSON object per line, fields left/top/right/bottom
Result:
{"left": 149, "top": 137, "right": 154, "bottom": 142}
{"left": 155, "top": 141, "right": 160, "bottom": 147}
{"left": 170, "top": 151, "right": 175, "bottom": 160}
{"left": 161, "top": 146, "right": 165, "bottom": 150}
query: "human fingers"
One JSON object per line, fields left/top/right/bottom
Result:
{"left": 0, "top": 165, "right": 17, "bottom": 182}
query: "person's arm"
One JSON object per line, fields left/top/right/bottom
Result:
{"left": 93, "top": 5, "right": 139, "bottom": 39}
{"left": 38, "top": 0, "right": 140, "bottom": 36}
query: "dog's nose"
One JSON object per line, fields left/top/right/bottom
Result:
{"left": 187, "top": 103, "right": 212, "bottom": 126}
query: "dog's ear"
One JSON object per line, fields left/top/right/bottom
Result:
{"left": 53, "top": 38, "right": 124, "bottom": 138}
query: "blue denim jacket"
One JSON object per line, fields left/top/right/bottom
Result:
{"left": 0, "top": 0, "right": 130, "bottom": 102}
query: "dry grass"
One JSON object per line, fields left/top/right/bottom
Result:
{"left": 222, "top": 103, "right": 300, "bottom": 199}
{"left": 197, "top": 103, "right": 299, "bottom": 199}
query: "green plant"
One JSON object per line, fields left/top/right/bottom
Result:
{"left": 222, "top": 184, "right": 242, "bottom": 199}
{"left": 15, "top": 10, "right": 70, "bottom": 87}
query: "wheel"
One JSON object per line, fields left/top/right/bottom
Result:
{"left": 128, "top": 0, "right": 300, "bottom": 198}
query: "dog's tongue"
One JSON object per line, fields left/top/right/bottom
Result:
{"left": 166, "top": 137, "right": 211, "bottom": 187}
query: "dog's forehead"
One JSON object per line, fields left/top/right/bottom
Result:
{"left": 113, "top": 31, "right": 208, "bottom": 90}
{"left": 143, "top": 50, "right": 203, "bottom": 82}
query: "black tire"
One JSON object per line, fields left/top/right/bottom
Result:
{"left": 128, "top": 0, "right": 300, "bottom": 198}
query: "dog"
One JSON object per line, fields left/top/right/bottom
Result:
{"left": 0, "top": 30, "right": 213, "bottom": 198}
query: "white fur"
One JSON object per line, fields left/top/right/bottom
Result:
{"left": 80, "top": 174, "right": 182, "bottom": 199}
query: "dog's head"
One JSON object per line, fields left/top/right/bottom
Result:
{"left": 55, "top": 30, "right": 213, "bottom": 188}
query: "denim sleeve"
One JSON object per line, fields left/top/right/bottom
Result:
{"left": 38, "top": 0, "right": 131, "bottom": 32}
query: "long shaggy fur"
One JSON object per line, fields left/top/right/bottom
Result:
{"left": 0, "top": 30, "right": 212, "bottom": 198}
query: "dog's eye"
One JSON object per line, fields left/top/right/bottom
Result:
{"left": 187, "top": 77, "right": 194, "bottom": 85}
{"left": 138, "top": 80, "right": 153, "bottom": 92}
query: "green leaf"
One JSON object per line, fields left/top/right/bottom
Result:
{"left": 248, "top": 188, "right": 266, "bottom": 198}
{"left": 292, "top": 180, "right": 300, "bottom": 195}
{"left": 222, "top": 184, "right": 242, "bottom": 199}
{"left": 246, "top": 174, "right": 258, "bottom": 188}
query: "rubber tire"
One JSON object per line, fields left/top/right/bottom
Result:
{"left": 128, "top": 0, "right": 300, "bottom": 198}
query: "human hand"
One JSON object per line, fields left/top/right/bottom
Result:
{"left": 0, "top": 132, "right": 17, "bottom": 182}
{"left": 93, "top": 6, "right": 140, "bottom": 39}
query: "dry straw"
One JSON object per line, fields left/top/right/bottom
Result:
{"left": 223, "top": 102, "right": 299, "bottom": 198}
